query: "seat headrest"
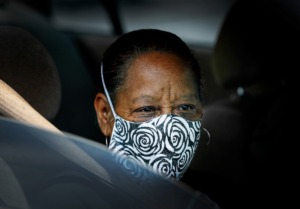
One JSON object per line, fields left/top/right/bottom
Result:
{"left": 212, "top": 0, "right": 300, "bottom": 89}
{"left": 0, "top": 26, "right": 61, "bottom": 120}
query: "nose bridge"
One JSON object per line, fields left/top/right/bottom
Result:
{"left": 160, "top": 106, "right": 173, "bottom": 115}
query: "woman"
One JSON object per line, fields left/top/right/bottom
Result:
{"left": 94, "top": 29, "right": 204, "bottom": 181}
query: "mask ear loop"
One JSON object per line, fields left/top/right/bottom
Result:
{"left": 101, "top": 62, "right": 116, "bottom": 118}
{"left": 101, "top": 62, "right": 116, "bottom": 146}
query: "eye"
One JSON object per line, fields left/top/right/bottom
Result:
{"left": 132, "top": 106, "right": 159, "bottom": 122}
{"left": 176, "top": 104, "right": 200, "bottom": 120}
{"left": 178, "top": 104, "right": 195, "bottom": 111}
{"left": 135, "top": 106, "right": 158, "bottom": 112}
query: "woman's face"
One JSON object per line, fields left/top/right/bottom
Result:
{"left": 114, "top": 51, "right": 203, "bottom": 123}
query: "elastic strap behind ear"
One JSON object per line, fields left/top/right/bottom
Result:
{"left": 100, "top": 62, "right": 116, "bottom": 118}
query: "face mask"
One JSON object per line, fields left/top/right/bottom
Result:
{"left": 109, "top": 113, "right": 201, "bottom": 180}
{"left": 101, "top": 64, "right": 202, "bottom": 180}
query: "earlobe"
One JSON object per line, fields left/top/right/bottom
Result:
{"left": 94, "top": 93, "right": 113, "bottom": 137}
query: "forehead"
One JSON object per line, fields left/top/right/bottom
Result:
{"left": 124, "top": 51, "right": 195, "bottom": 87}
{"left": 114, "top": 51, "right": 199, "bottom": 103}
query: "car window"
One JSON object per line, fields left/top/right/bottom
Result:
{"left": 0, "top": 117, "right": 219, "bottom": 209}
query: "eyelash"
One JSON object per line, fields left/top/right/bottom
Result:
{"left": 131, "top": 104, "right": 200, "bottom": 122}
{"left": 136, "top": 106, "right": 158, "bottom": 112}
{"left": 135, "top": 104, "right": 195, "bottom": 113}
{"left": 178, "top": 104, "right": 195, "bottom": 111}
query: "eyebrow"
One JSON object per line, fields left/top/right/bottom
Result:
{"left": 132, "top": 95, "right": 155, "bottom": 103}
{"left": 132, "top": 93, "right": 199, "bottom": 104}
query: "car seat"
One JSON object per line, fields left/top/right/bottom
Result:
{"left": 0, "top": 25, "right": 61, "bottom": 121}
{"left": 0, "top": 0, "right": 103, "bottom": 142}
{"left": 185, "top": 0, "right": 298, "bottom": 209}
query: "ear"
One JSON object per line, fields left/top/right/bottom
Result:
{"left": 94, "top": 93, "right": 114, "bottom": 137}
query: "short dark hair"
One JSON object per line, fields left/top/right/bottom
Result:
{"left": 101, "top": 29, "right": 203, "bottom": 103}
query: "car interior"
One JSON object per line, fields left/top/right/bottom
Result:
{"left": 1, "top": 116, "right": 219, "bottom": 209}
{"left": 185, "top": 1, "right": 297, "bottom": 208}
{"left": 0, "top": 0, "right": 298, "bottom": 209}
{"left": 0, "top": 0, "right": 103, "bottom": 142}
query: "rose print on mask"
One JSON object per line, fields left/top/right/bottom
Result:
{"left": 113, "top": 116, "right": 130, "bottom": 144}
{"left": 112, "top": 147, "right": 155, "bottom": 183}
{"left": 109, "top": 114, "right": 201, "bottom": 181}
{"left": 149, "top": 154, "right": 174, "bottom": 179}
{"left": 177, "top": 146, "right": 193, "bottom": 174}
{"left": 131, "top": 123, "right": 164, "bottom": 160}
{"left": 162, "top": 115, "right": 190, "bottom": 156}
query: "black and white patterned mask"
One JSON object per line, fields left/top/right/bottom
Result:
{"left": 109, "top": 114, "right": 201, "bottom": 180}
{"left": 101, "top": 64, "right": 202, "bottom": 180}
